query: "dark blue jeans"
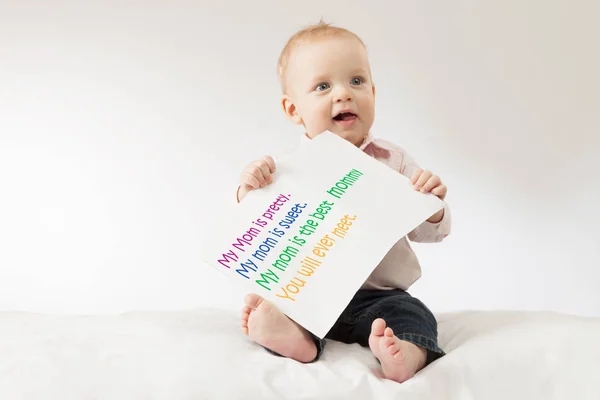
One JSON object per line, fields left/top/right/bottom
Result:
{"left": 266, "top": 288, "right": 445, "bottom": 366}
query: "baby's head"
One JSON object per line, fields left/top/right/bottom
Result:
{"left": 278, "top": 22, "right": 376, "bottom": 147}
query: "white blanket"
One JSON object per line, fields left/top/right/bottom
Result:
{"left": 0, "top": 309, "right": 598, "bottom": 399}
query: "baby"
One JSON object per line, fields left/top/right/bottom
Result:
{"left": 236, "top": 22, "right": 451, "bottom": 383}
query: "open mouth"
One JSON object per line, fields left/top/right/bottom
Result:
{"left": 333, "top": 112, "right": 357, "bottom": 121}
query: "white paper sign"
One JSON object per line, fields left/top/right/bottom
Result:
{"left": 202, "top": 132, "right": 443, "bottom": 338}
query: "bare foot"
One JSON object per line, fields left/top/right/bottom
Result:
{"left": 368, "top": 318, "right": 427, "bottom": 383}
{"left": 241, "top": 293, "right": 317, "bottom": 363}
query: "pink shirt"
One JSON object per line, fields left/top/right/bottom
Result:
{"left": 301, "top": 132, "right": 451, "bottom": 291}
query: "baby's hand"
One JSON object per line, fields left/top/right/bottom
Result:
{"left": 410, "top": 168, "right": 447, "bottom": 201}
{"left": 237, "top": 156, "right": 276, "bottom": 202}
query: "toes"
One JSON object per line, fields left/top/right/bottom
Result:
{"left": 241, "top": 304, "right": 252, "bottom": 336}
{"left": 244, "top": 293, "right": 264, "bottom": 310}
{"left": 388, "top": 343, "right": 400, "bottom": 357}
{"left": 241, "top": 305, "right": 252, "bottom": 315}
{"left": 241, "top": 310, "right": 250, "bottom": 323}
{"left": 384, "top": 337, "right": 395, "bottom": 348}
{"left": 241, "top": 306, "right": 252, "bottom": 322}
{"left": 241, "top": 317, "right": 249, "bottom": 335}
{"left": 384, "top": 327, "right": 394, "bottom": 337}
{"left": 371, "top": 318, "right": 386, "bottom": 336}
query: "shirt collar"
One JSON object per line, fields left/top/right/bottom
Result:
{"left": 301, "top": 131, "right": 374, "bottom": 150}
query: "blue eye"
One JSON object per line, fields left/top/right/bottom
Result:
{"left": 315, "top": 83, "right": 330, "bottom": 91}
{"left": 351, "top": 77, "right": 363, "bottom": 85}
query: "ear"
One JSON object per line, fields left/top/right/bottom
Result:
{"left": 281, "top": 95, "right": 303, "bottom": 125}
{"left": 371, "top": 82, "right": 376, "bottom": 98}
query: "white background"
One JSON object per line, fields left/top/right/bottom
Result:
{"left": 1, "top": 0, "right": 598, "bottom": 317}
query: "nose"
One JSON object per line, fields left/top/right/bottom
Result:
{"left": 333, "top": 85, "right": 352, "bottom": 102}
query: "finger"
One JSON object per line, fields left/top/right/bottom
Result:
{"left": 410, "top": 168, "right": 423, "bottom": 184}
{"left": 255, "top": 161, "right": 271, "bottom": 186}
{"left": 249, "top": 162, "right": 267, "bottom": 185}
{"left": 431, "top": 185, "right": 447, "bottom": 199}
{"left": 264, "top": 155, "right": 276, "bottom": 173}
{"left": 421, "top": 175, "right": 441, "bottom": 193}
{"left": 414, "top": 170, "right": 432, "bottom": 189}
{"left": 261, "top": 161, "right": 274, "bottom": 184}
{"left": 242, "top": 172, "right": 261, "bottom": 189}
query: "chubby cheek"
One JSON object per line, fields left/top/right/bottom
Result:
{"left": 362, "top": 108, "right": 374, "bottom": 127}
{"left": 305, "top": 103, "right": 331, "bottom": 134}
{"left": 358, "top": 98, "right": 375, "bottom": 126}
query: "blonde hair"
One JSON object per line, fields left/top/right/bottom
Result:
{"left": 277, "top": 20, "right": 367, "bottom": 93}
